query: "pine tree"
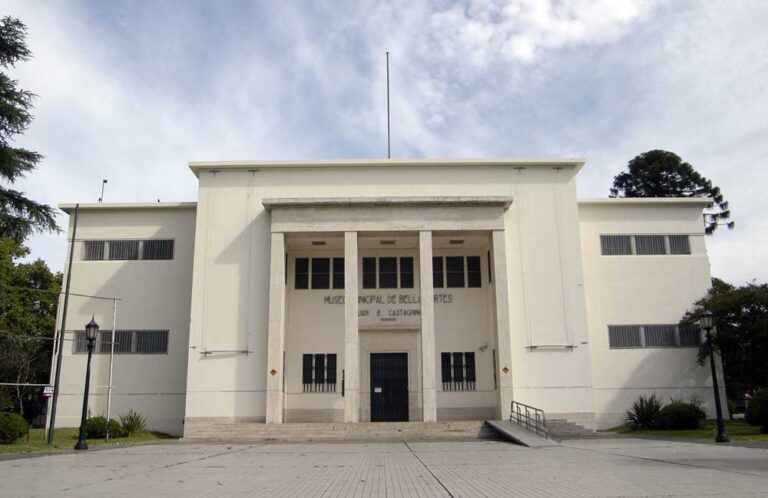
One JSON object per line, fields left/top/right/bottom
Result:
{"left": 0, "top": 16, "right": 57, "bottom": 242}
{"left": 610, "top": 150, "right": 733, "bottom": 235}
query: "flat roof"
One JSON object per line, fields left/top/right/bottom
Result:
{"left": 59, "top": 202, "right": 197, "bottom": 214}
{"left": 188, "top": 157, "right": 586, "bottom": 176}
{"left": 578, "top": 197, "right": 712, "bottom": 207}
{"left": 262, "top": 196, "right": 515, "bottom": 211}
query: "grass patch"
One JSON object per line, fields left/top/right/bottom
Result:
{"left": 609, "top": 419, "right": 768, "bottom": 442}
{"left": 0, "top": 427, "right": 174, "bottom": 456}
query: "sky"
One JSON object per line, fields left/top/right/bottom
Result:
{"left": 4, "top": 0, "right": 767, "bottom": 285}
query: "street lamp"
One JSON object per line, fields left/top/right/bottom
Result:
{"left": 74, "top": 317, "right": 99, "bottom": 450}
{"left": 700, "top": 310, "right": 729, "bottom": 443}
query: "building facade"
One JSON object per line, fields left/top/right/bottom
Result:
{"left": 50, "top": 159, "right": 723, "bottom": 436}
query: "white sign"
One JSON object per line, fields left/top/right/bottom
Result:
{"left": 42, "top": 386, "right": 54, "bottom": 397}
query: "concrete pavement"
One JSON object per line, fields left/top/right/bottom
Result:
{"left": 2, "top": 438, "right": 767, "bottom": 497}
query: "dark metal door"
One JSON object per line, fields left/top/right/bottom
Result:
{"left": 370, "top": 353, "right": 409, "bottom": 422}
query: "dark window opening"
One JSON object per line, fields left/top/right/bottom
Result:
{"left": 332, "top": 257, "right": 345, "bottom": 289}
{"left": 379, "top": 257, "right": 398, "bottom": 288}
{"left": 432, "top": 257, "right": 444, "bottom": 288}
{"left": 311, "top": 258, "right": 330, "bottom": 289}
{"left": 302, "top": 353, "right": 337, "bottom": 392}
{"left": 295, "top": 258, "right": 309, "bottom": 289}
{"left": 363, "top": 257, "right": 377, "bottom": 289}
{"left": 400, "top": 257, "right": 414, "bottom": 289}
{"left": 446, "top": 256, "right": 465, "bottom": 288}
{"left": 441, "top": 352, "right": 476, "bottom": 390}
{"left": 467, "top": 256, "right": 481, "bottom": 287}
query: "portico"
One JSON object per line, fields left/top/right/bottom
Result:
{"left": 263, "top": 196, "right": 514, "bottom": 424}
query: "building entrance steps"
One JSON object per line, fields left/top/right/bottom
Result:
{"left": 485, "top": 420, "right": 561, "bottom": 448}
{"left": 182, "top": 420, "right": 501, "bottom": 442}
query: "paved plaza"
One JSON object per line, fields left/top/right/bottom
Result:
{"left": 2, "top": 438, "right": 768, "bottom": 497}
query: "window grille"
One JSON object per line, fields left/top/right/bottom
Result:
{"left": 399, "top": 257, "right": 414, "bottom": 289}
{"left": 635, "top": 235, "right": 666, "bottom": 255}
{"left": 601, "top": 235, "right": 632, "bottom": 255}
{"left": 362, "top": 257, "right": 376, "bottom": 289}
{"left": 432, "top": 256, "right": 444, "bottom": 288}
{"left": 302, "top": 353, "right": 337, "bottom": 392}
{"left": 669, "top": 235, "right": 691, "bottom": 255}
{"left": 82, "top": 241, "right": 105, "bottom": 261}
{"left": 679, "top": 323, "right": 701, "bottom": 347}
{"left": 142, "top": 240, "right": 174, "bottom": 260}
{"left": 311, "top": 258, "right": 330, "bottom": 289}
{"left": 467, "top": 256, "right": 482, "bottom": 288}
{"left": 445, "top": 256, "right": 465, "bottom": 288}
{"left": 74, "top": 330, "right": 168, "bottom": 354}
{"left": 441, "top": 352, "right": 476, "bottom": 390}
{"left": 608, "top": 325, "right": 642, "bottom": 349}
{"left": 332, "top": 258, "right": 345, "bottom": 289}
{"left": 108, "top": 240, "right": 139, "bottom": 260}
{"left": 644, "top": 324, "right": 676, "bottom": 347}
{"left": 295, "top": 258, "right": 309, "bottom": 289}
{"left": 378, "top": 257, "right": 398, "bottom": 288}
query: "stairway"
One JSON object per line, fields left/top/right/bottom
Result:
{"left": 183, "top": 420, "right": 497, "bottom": 442}
{"left": 545, "top": 418, "right": 595, "bottom": 438}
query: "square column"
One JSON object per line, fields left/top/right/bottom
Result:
{"left": 265, "top": 232, "right": 286, "bottom": 423}
{"left": 344, "top": 231, "right": 360, "bottom": 422}
{"left": 492, "top": 230, "right": 514, "bottom": 420}
{"left": 419, "top": 231, "right": 437, "bottom": 422}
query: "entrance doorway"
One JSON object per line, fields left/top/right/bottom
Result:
{"left": 370, "top": 353, "right": 409, "bottom": 422}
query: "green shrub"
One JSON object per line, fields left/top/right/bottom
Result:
{"left": 657, "top": 400, "right": 702, "bottom": 430}
{"left": 85, "top": 416, "right": 124, "bottom": 439}
{"left": 119, "top": 410, "right": 147, "bottom": 436}
{"left": 685, "top": 394, "right": 707, "bottom": 420}
{"left": 745, "top": 390, "right": 768, "bottom": 432}
{"left": 0, "top": 412, "right": 28, "bottom": 444}
{"left": 625, "top": 393, "right": 663, "bottom": 430}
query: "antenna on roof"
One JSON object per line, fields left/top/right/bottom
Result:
{"left": 386, "top": 51, "right": 391, "bottom": 159}
{"left": 98, "top": 179, "right": 108, "bottom": 203}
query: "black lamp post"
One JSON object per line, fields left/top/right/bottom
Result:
{"left": 700, "top": 310, "right": 729, "bottom": 443}
{"left": 74, "top": 317, "right": 99, "bottom": 450}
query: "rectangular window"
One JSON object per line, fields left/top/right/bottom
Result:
{"left": 643, "top": 324, "right": 676, "bottom": 348}
{"left": 332, "top": 258, "right": 344, "bottom": 289}
{"left": 74, "top": 330, "right": 167, "bottom": 354}
{"left": 635, "top": 235, "right": 666, "bottom": 255}
{"left": 446, "top": 256, "right": 465, "bottom": 288}
{"left": 142, "top": 240, "right": 174, "bottom": 260}
{"left": 679, "top": 323, "right": 701, "bottom": 347}
{"left": 601, "top": 235, "right": 632, "bottom": 255}
{"left": 295, "top": 258, "right": 309, "bottom": 289}
{"left": 302, "top": 353, "right": 337, "bottom": 392}
{"left": 311, "top": 258, "right": 330, "bottom": 289}
{"left": 669, "top": 235, "right": 691, "bottom": 255}
{"left": 362, "top": 257, "right": 376, "bottom": 289}
{"left": 608, "top": 325, "right": 642, "bottom": 349}
{"left": 400, "top": 257, "right": 414, "bottom": 289}
{"left": 379, "top": 257, "right": 398, "bottom": 288}
{"left": 82, "top": 241, "right": 105, "bottom": 261}
{"left": 441, "top": 352, "right": 476, "bottom": 391}
{"left": 467, "top": 256, "right": 482, "bottom": 288}
{"left": 487, "top": 250, "right": 492, "bottom": 283}
{"left": 108, "top": 240, "right": 139, "bottom": 260}
{"left": 433, "top": 257, "right": 444, "bottom": 288}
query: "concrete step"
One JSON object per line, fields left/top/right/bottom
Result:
{"left": 546, "top": 418, "right": 595, "bottom": 438}
{"left": 183, "top": 420, "right": 499, "bottom": 442}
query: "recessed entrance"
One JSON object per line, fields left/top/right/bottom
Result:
{"left": 370, "top": 353, "right": 409, "bottom": 422}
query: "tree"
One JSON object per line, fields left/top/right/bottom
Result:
{"left": 682, "top": 278, "right": 768, "bottom": 401}
{"left": 610, "top": 150, "right": 733, "bottom": 235}
{"left": 0, "top": 237, "right": 61, "bottom": 419}
{"left": 0, "top": 16, "right": 57, "bottom": 242}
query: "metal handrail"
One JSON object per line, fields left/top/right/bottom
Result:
{"left": 510, "top": 401, "right": 549, "bottom": 438}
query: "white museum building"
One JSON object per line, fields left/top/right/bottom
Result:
{"left": 49, "top": 158, "right": 724, "bottom": 438}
